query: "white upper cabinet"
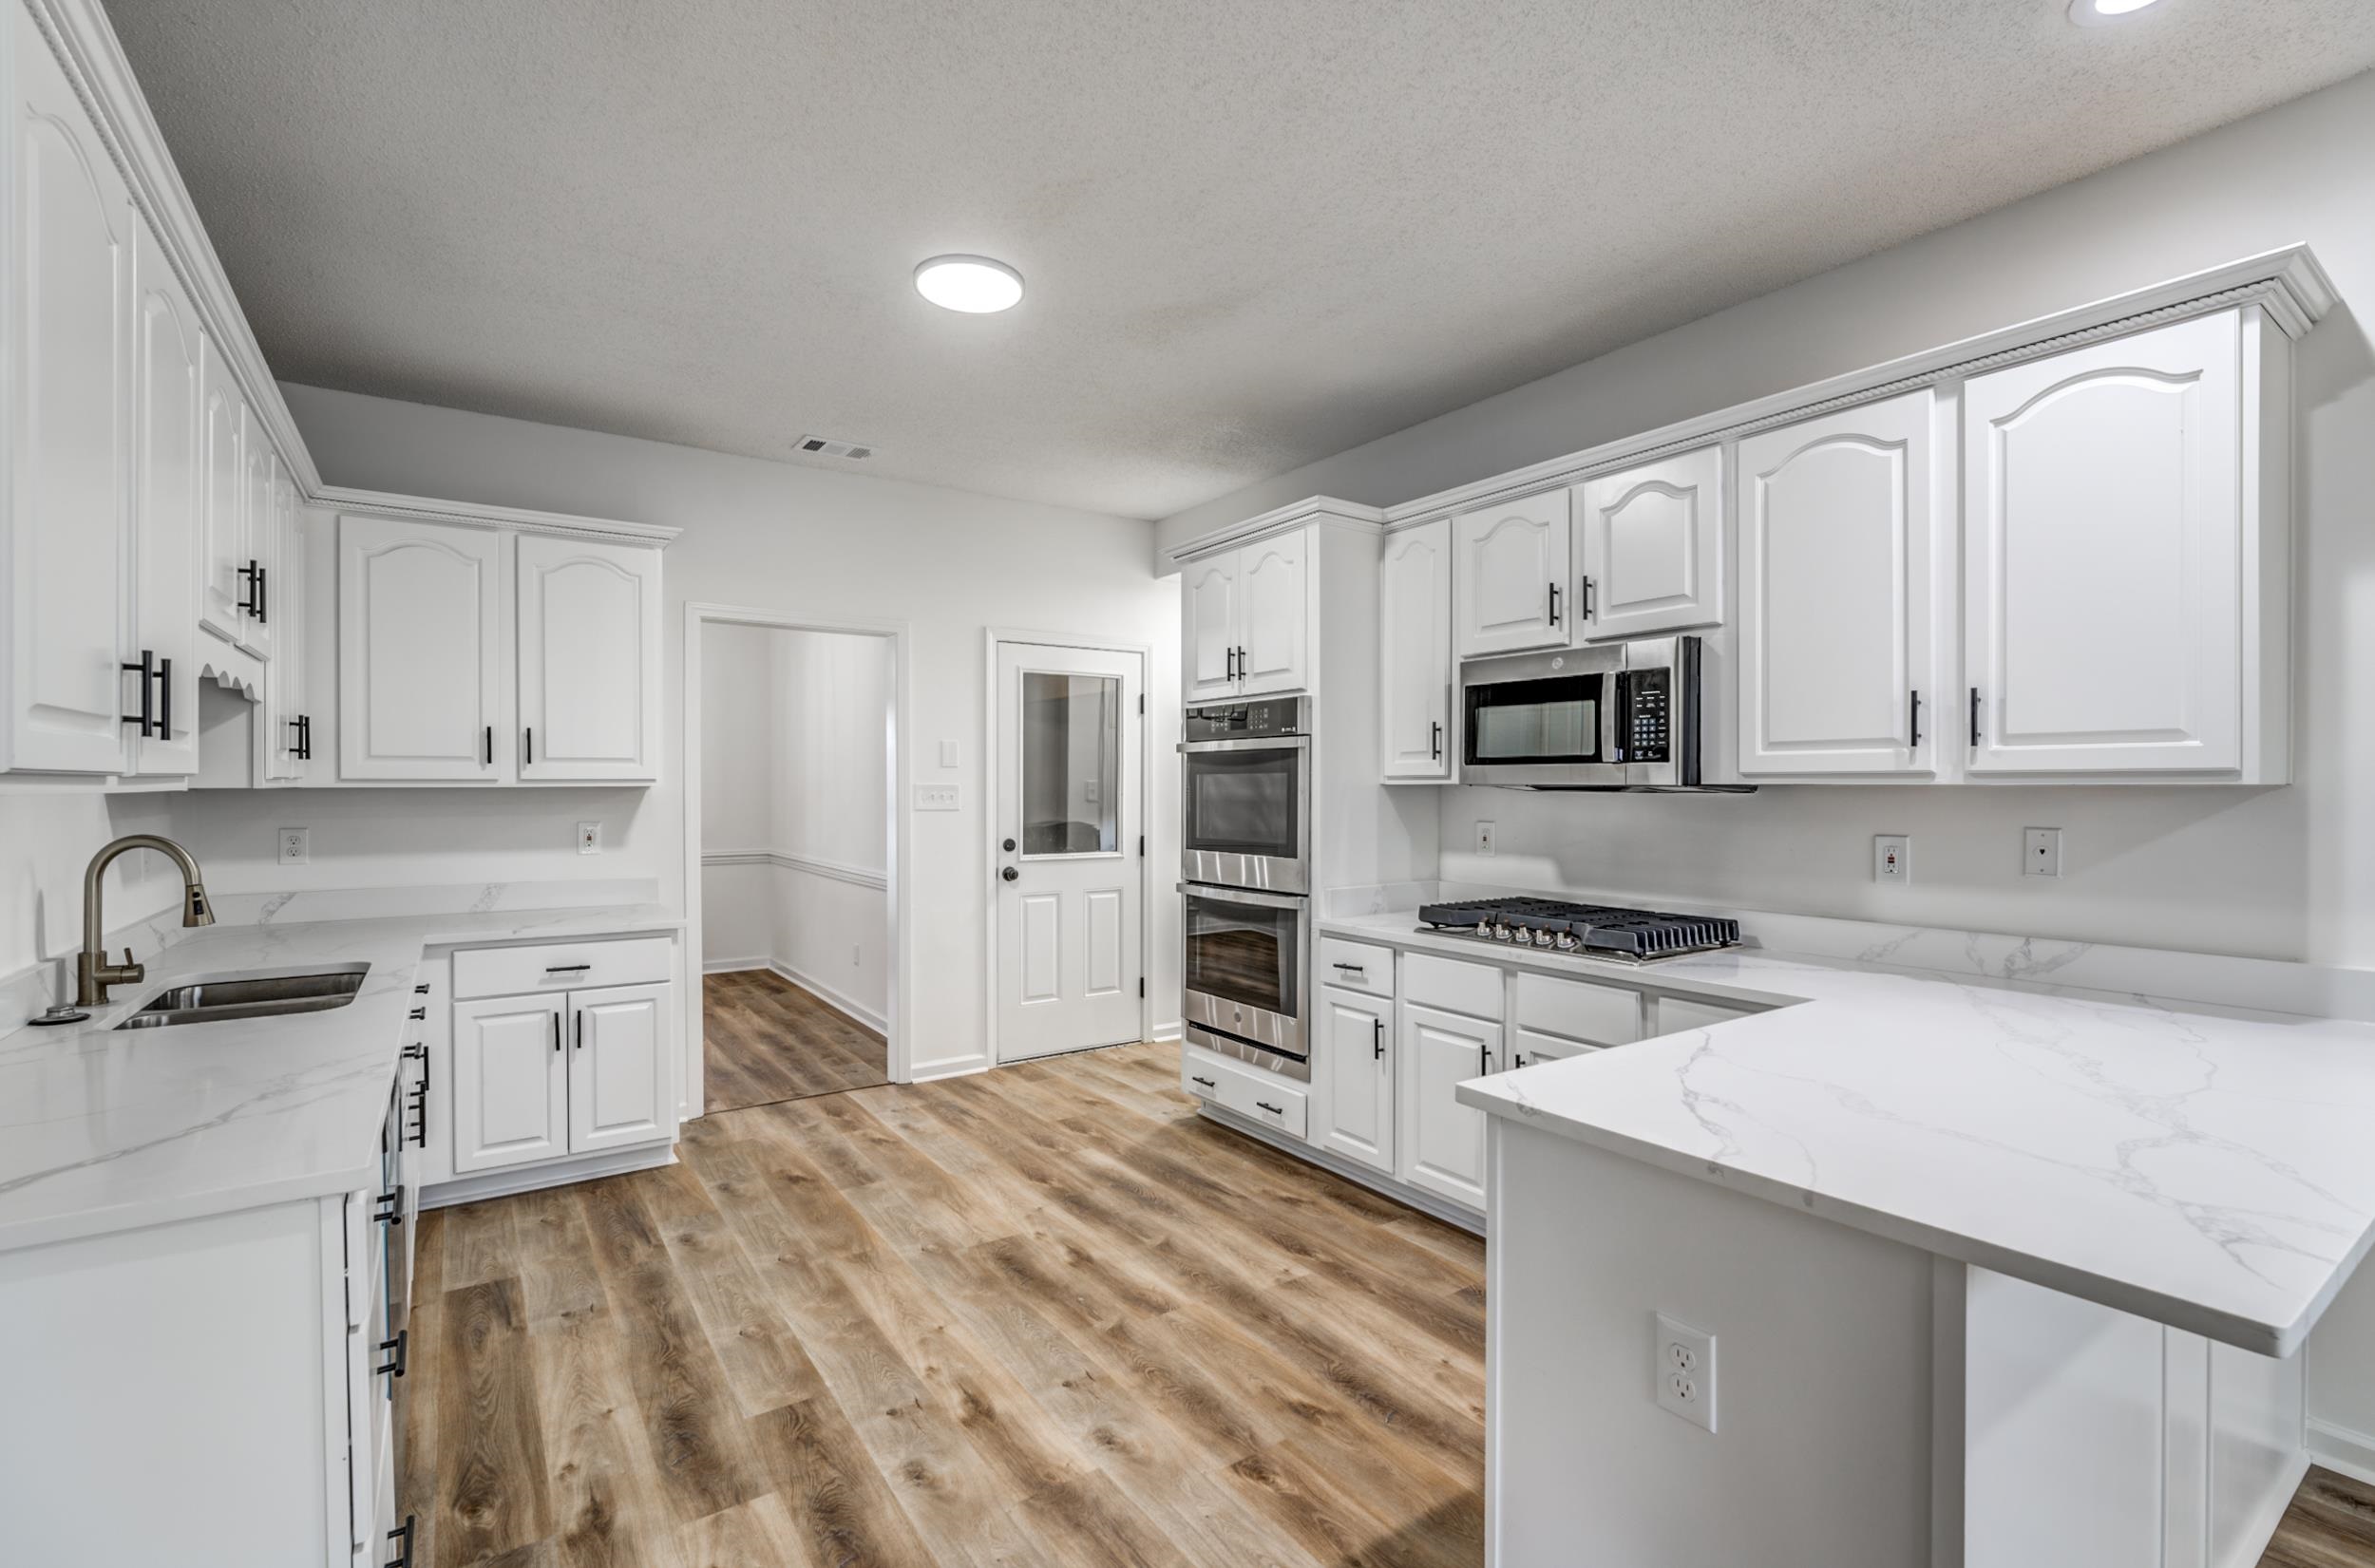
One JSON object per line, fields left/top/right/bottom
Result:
{"left": 517, "top": 535, "right": 660, "bottom": 782}
{"left": 1379, "top": 519, "right": 1454, "bottom": 781}
{"left": 339, "top": 516, "right": 507, "bottom": 781}
{"left": 2, "top": 9, "right": 132, "bottom": 774}
{"left": 1963, "top": 311, "right": 2256, "bottom": 778}
{"left": 1737, "top": 392, "right": 1941, "bottom": 777}
{"left": 1182, "top": 552, "right": 1239, "bottom": 702}
{"left": 1576, "top": 444, "right": 1722, "bottom": 641}
{"left": 196, "top": 342, "right": 244, "bottom": 647}
{"left": 262, "top": 488, "right": 311, "bottom": 782}
{"left": 1454, "top": 490, "right": 1571, "bottom": 658}
{"left": 1177, "top": 528, "right": 1312, "bottom": 701}
{"left": 126, "top": 211, "right": 202, "bottom": 777}
{"left": 234, "top": 408, "right": 276, "bottom": 661}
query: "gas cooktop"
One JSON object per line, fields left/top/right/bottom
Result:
{"left": 1416, "top": 897, "right": 1741, "bottom": 963}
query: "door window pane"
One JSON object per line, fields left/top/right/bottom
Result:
{"left": 1021, "top": 671, "right": 1119, "bottom": 856}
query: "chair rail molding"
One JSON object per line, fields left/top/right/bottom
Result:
{"left": 700, "top": 849, "right": 889, "bottom": 893}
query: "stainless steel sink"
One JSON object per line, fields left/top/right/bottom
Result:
{"left": 114, "top": 968, "right": 368, "bottom": 1030}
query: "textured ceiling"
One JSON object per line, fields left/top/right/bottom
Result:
{"left": 103, "top": 1, "right": 2375, "bottom": 520}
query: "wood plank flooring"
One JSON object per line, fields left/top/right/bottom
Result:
{"left": 2263, "top": 1467, "right": 2375, "bottom": 1566}
{"left": 703, "top": 968, "right": 888, "bottom": 1113}
{"left": 405, "top": 1040, "right": 1487, "bottom": 1567}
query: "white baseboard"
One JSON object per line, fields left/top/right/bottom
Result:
{"left": 1198, "top": 1102, "right": 1486, "bottom": 1236}
{"left": 421, "top": 1141, "right": 677, "bottom": 1209}
{"left": 1150, "top": 1018, "right": 1184, "bottom": 1042}
{"left": 2308, "top": 1417, "right": 2375, "bottom": 1487}
{"left": 702, "top": 956, "right": 769, "bottom": 975}
{"left": 909, "top": 1053, "right": 990, "bottom": 1083}
{"left": 2216, "top": 1445, "right": 2312, "bottom": 1568}
{"left": 767, "top": 959, "right": 888, "bottom": 1035}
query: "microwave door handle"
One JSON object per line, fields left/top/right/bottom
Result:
{"left": 1603, "top": 671, "right": 1625, "bottom": 768}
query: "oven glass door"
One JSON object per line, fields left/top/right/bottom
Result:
{"left": 1182, "top": 742, "right": 1306, "bottom": 891}
{"left": 1184, "top": 887, "right": 1303, "bottom": 1043}
{"left": 1465, "top": 671, "right": 1610, "bottom": 766}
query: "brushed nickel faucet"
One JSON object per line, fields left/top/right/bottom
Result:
{"left": 78, "top": 835, "right": 214, "bottom": 1007}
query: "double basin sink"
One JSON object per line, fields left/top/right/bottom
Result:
{"left": 114, "top": 967, "right": 368, "bottom": 1030}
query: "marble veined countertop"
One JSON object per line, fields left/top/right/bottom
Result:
{"left": 1326, "top": 912, "right": 2375, "bottom": 1356}
{"left": 0, "top": 905, "right": 680, "bottom": 1254}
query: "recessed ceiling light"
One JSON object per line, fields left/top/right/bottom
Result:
{"left": 914, "top": 255, "right": 1023, "bottom": 313}
{"left": 2069, "top": 0, "right": 2164, "bottom": 25}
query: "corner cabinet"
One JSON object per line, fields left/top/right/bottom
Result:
{"left": 1379, "top": 519, "right": 1454, "bottom": 781}
{"left": 1176, "top": 526, "right": 1310, "bottom": 701}
{"left": 1575, "top": 444, "right": 1723, "bottom": 641}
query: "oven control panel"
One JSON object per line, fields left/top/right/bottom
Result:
{"left": 1185, "top": 694, "right": 1306, "bottom": 742}
{"left": 1620, "top": 669, "right": 1672, "bottom": 763}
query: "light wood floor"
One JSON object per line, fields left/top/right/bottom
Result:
{"left": 2262, "top": 1467, "right": 2375, "bottom": 1566}
{"left": 403, "top": 1040, "right": 1487, "bottom": 1568}
{"left": 703, "top": 968, "right": 888, "bottom": 1113}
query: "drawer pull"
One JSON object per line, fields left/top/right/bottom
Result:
{"left": 1330, "top": 961, "right": 1366, "bottom": 973}
{"left": 1189, "top": 1074, "right": 1216, "bottom": 1089}
{"left": 543, "top": 963, "right": 592, "bottom": 973}
{"left": 376, "top": 1329, "right": 408, "bottom": 1379}
{"left": 1255, "top": 1100, "right": 1283, "bottom": 1115}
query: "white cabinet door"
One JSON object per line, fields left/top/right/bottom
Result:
{"left": 1577, "top": 445, "right": 1722, "bottom": 640}
{"left": 1964, "top": 312, "right": 2244, "bottom": 776}
{"left": 196, "top": 343, "right": 245, "bottom": 647}
{"left": 1379, "top": 519, "right": 1454, "bottom": 781}
{"left": 1509, "top": 1029, "right": 1596, "bottom": 1071}
{"left": 126, "top": 210, "right": 202, "bottom": 777}
{"left": 234, "top": 415, "right": 276, "bottom": 661}
{"left": 450, "top": 995, "right": 566, "bottom": 1173}
{"left": 567, "top": 982, "right": 673, "bottom": 1153}
{"left": 1318, "top": 987, "right": 1393, "bottom": 1174}
{"left": 1398, "top": 1001, "right": 1497, "bottom": 1213}
{"left": 3, "top": 13, "right": 132, "bottom": 775}
{"left": 1181, "top": 552, "right": 1239, "bottom": 701}
{"left": 262, "top": 483, "right": 308, "bottom": 782}
{"left": 1737, "top": 392, "right": 1938, "bottom": 777}
{"left": 338, "top": 516, "right": 508, "bottom": 781}
{"left": 1236, "top": 530, "right": 1308, "bottom": 695}
{"left": 517, "top": 535, "right": 660, "bottom": 782}
{"left": 1455, "top": 491, "right": 1571, "bottom": 658}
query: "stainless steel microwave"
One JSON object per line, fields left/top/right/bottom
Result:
{"left": 1461, "top": 635, "right": 1741, "bottom": 791}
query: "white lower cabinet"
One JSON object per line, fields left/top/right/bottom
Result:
{"left": 1318, "top": 986, "right": 1394, "bottom": 1173}
{"left": 1398, "top": 1000, "right": 1499, "bottom": 1213}
{"left": 1510, "top": 1028, "right": 1596, "bottom": 1071}
{"left": 451, "top": 994, "right": 568, "bottom": 1173}
{"left": 451, "top": 961, "right": 676, "bottom": 1177}
{"left": 569, "top": 982, "right": 674, "bottom": 1152}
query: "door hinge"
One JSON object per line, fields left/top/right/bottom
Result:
{"left": 1139, "top": 977, "right": 1146, "bottom": 999}
{"left": 1138, "top": 693, "right": 1146, "bottom": 715}
{"left": 1138, "top": 834, "right": 1146, "bottom": 857}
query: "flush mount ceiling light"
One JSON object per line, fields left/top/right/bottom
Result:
{"left": 2068, "top": 0, "right": 2165, "bottom": 24}
{"left": 914, "top": 255, "right": 1023, "bottom": 313}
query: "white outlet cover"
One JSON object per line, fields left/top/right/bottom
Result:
{"left": 916, "top": 783, "right": 960, "bottom": 811}
{"left": 1475, "top": 821, "right": 1496, "bottom": 855}
{"left": 277, "top": 827, "right": 310, "bottom": 866}
{"left": 1654, "top": 1313, "right": 1717, "bottom": 1432}
{"left": 1873, "top": 834, "right": 1910, "bottom": 884}
{"left": 578, "top": 821, "right": 601, "bottom": 855}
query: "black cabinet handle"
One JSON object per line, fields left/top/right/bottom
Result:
{"left": 237, "top": 558, "right": 260, "bottom": 617}
{"left": 574, "top": 1009, "right": 583, "bottom": 1050}
{"left": 552, "top": 1011, "right": 561, "bottom": 1051}
{"left": 120, "top": 650, "right": 156, "bottom": 736}
{"left": 387, "top": 1515, "right": 416, "bottom": 1568}
{"left": 484, "top": 725, "right": 493, "bottom": 765}
{"left": 542, "top": 963, "right": 591, "bottom": 973}
{"left": 157, "top": 656, "right": 172, "bottom": 742}
{"left": 373, "top": 1185, "right": 405, "bottom": 1227}
{"left": 1236, "top": 645, "right": 1247, "bottom": 681}
{"left": 1330, "top": 961, "right": 1365, "bottom": 973}
{"left": 1581, "top": 575, "right": 1597, "bottom": 618}
{"left": 289, "top": 713, "right": 312, "bottom": 760}
{"left": 1548, "top": 580, "right": 1562, "bottom": 628}
{"left": 1431, "top": 719, "right": 1443, "bottom": 762}
{"left": 524, "top": 727, "right": 533, "bottom": 765}
{"left": 255, "top": 564, "right": 267, "bottom": 624}
{"left": 414, "top": 984, "right": 429, "bottom": 994}
{"left": 1255, "top": 1100, "right": 1282, "bottom": 1116}
{"left": 1189, "top": 1074, "right": 1216, "bottom": 1089}
{"left": 1969, "top": 687, "right": 1982, "bottom": 747}
{"left": 1909, "top": 689, "right": 1923, "bottom": 748}
{"left": 376, "top": 1329, "right": 408, "bottom": 1379}
{"left": 1373, "top": 1017, "right": 1384, "bottom": 1060}
{"left": 408, "top": 1007, "right": 426, "bottom": 1021}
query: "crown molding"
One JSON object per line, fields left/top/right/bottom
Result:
{"left": 1166, "top": 496, "right": 1384, "bottom": 564}
{"left": 316, "top": 485, "right": 680, "bottom": 547}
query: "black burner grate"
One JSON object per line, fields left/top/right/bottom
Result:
{"left": 1416, "top": 897, "right": 1740, "bottom": 961}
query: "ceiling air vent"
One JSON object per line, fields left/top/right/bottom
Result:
{"left": 796, "top": 435, "right": 874, "bottom": 461}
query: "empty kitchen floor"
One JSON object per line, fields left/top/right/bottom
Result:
{"left": 702, "top": 968, "right": 889, "bottom": 1112}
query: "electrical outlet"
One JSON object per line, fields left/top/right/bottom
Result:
{"left": 1475, "top": 821, "right": 1496, "bottom": 856}
{"left": 1654, "top": 1313, "right": 1717, "bottom": 1432}
{"left": 578, "top": 821, "right": 601, "bottom": 855}
{"left": 1873, "top": 834, "right": 1910, "bottom": 884}
{"left": 916, "top": 784, "right": 960, "bottom": 812}
{"left": 2024, "top": 827, "right": 2062, "bottom": 878}
{"left": 939, "top": 738, "right": 959, "bottom": 768}
{"left": 277, "top": 827, "right": 309, "bottom": 866}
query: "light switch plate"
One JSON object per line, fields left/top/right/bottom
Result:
{"left": 916, "top": 784, "right": 960, "bottom": 811}
{"left": 277, "top": 827, "right": 309, "bottom": 866}
{"left": 939, "top": 739, "right": 959, "bottom": 768}
{"left": 578, "top": 821, "right": 601, "bottom": 855}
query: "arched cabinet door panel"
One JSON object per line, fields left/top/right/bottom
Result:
{"left": 1379, "top": 519, "right": 1454, "bottom": 781}
{"left": 1455, "top": 491, "right": 1570, "bottom": 659}
{"left": 1577, "top": 444, "right": 1723, "bottom": 642}
{"left": 338, "top": 516, "right": 506, "bottom": 781}
{"left": 127, "top": 210, "right": 204, "bottom": 777}
{"left": 517, "top": 535, "right": 660, "bottom": 782}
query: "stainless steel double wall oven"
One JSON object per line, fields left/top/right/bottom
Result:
{"left": 1179, "top": 695, "right": 1311, "bottom": 1081}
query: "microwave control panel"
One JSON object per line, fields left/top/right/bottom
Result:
{"left": 1621, "top": 669, "right": 1672, "bottom": 763}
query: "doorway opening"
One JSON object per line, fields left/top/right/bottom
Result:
{"left": 689, "top": 614, "right": 899, "bottom": 1113}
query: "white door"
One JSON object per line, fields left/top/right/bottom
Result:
{"left": 126, "top": 209, "right": 202, "bottom": 777}
{"left": 339, "top": 516, "right": 508, "bottom": 781}
{"left": 1379, "top": 519, "right": 1454, "bottom": 781}
{"left": 1577, "top": 445, "right": 1723, "bottom": 640}
{"left": 1236, "top": 531, "right": 1308, "bottom": 695}
{"left": 567, "top": 982, "right": 673, "bottom": 1152}
{"left": 4, "top": 13, "right": 132, "bottom": 775}
{"left": 450, "top": 995, "right": 567, "bottom": 1173}
{"left": 517, "top": 535, "right": 660, "bottom": 782}
{"left": 196, "top": 343, "right": 245, "bottom": 647}
{"left": 1964, "top": 312, "right": 2243, "bottom": 776}
{"left": 1181, "top": 553, "right": 1240, "bottom": 701}
{"left": 1319, "top": 987, "right": 1393, "bottom": 1174}
{"left": 1398, "top": 1001, "right": 1497, "bottom": 1212}
{"left": 1455, "top": 491, "right": 1571, "bottom": 658}
{"left": 1737, "top": 392, "right": 1939, "bottom": 777}
{"left": 234, "top": 420, "right": 276, "bottom": 661}
{"left": 995, "top": 641, "right": 1144, "bottom": 1062}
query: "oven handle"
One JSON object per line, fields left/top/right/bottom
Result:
{"left": 1178, "top": 734, "right": 1311, "bottom": 754}
{"left": 1177, "top": 881, "right": 1307, "bottom": 911}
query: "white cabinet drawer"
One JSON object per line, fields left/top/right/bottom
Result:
{"left": 1180, "top": 1048, "right": 1309, "bottom": 1139}
{"left": 1403, "top": 953, "right": 1504, "bottom": 1021}
{"left": 1514, "top": 973, "right": 1643, "bottom": 1047}
{"left": 451, "top": 935, "right": 673, "bottom": 1000}
{"left": 1319, "top": 936, "right": 1394, "bottom": 997}
{"left": 1653, "top": 995, "right": 1758, "bottom": 1035}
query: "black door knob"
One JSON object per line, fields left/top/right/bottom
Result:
{"left": 1001, "top": 866, "right": 1018, "bottom": 882}
{"left": 1002, "top": 838, "right": 1016, "bottom": 852}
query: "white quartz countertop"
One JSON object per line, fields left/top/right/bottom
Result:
{"left": 1321, "top": 912, "right": 2375, "bottom": 1356}
{"left": 0, "top": 905, "right": 681, "bottom": 1254}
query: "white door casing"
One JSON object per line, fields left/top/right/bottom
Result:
{"left": 1379, "top": 519, "right": 1454, "bottom": 781}
{"left": 1454, "top": 491, "right": 1571, "bottom": 658}
{"left": 1737, "top": 391, "right": 1939, "bottom": 777}
{"left": 567, "top": 982, "right": 673, "bottom": 1152}
{"left": 1577, "top": 444, "right": 1723, "bottom": 640}
{"left": 1182, "top": 553, "right": 1239, "bottom": 701}
{"left": 338, "top": 515, "right": 508, "bottom": 781}
{"left": 450, "top": 994, "right": 567, "bottom": 1173}
{"left": 127, "top": 207, "right": 201, "bottom": 776}
{"left": 517, "top": 534, "right": 660, "bottom": 781}
{"left": 995, "top": 640, "right": 1144, "bottom": 1062}
{"left": 1235, "top": 531, "right": 1308, "bottom": 695}
{"left": 1398, "top": 1000, "right": 1496, "bottom": 1212}
{"left": 1320, "top": 986, "right": 1393, "bottom": 1173}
